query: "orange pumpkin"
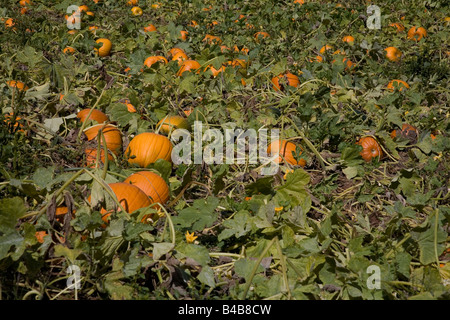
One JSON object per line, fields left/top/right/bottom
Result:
{"left": 342, "top": 35, "right": 355, "bottom": 44}
{"left": 143, "top": 55, "right": 168, "bottom": 69}
{"left": 85, "top": 147, "right": 114, "bottom": 167}
{"left": 126, "top": 132, "right": 173, "bottom": 167}
{"left": 171, "top": 52, "right": 189, "bottom": 65}
{"left": 271, "top": 72, "right": 300, "bottom": 91}
{"left": 77, "top": 109, "right": 109, "bottom": 124}
{"left": 390, "top": 124, "right": 418, "bottom": 141}
{"left": 7, "top": 80, "right": 29, "bottom": 91}
{"left": 179, "top": 30, "right": 188, "bottom": 40}
{"left": 387, "top": 79, "right": 409, "bottom": 91}
{"left": 83, "top": 124, "right": 122, "bottom": 155}
{"left": 131, "top": 6, "right": 143, "bottom": 16}
{"left": 407, "top": 26, "right": 427, "bottom": 41}
{"left": 254, "top": 31, "right": 270, "bottom": 42}
{"left": 157, "top": 115, "right": 189, "bottom": 134}
{"left": 384, "top": 47, "right": 402, "bottom": 62}
{"left": 267, "top": 139, "right": 306, "bottom": 167}
{"left": 356, "top": 136, "right": 383, "bottom": 162}
{"left": 94, "top": 38, "right": 112, "bottom": 57}
{"left": 203, "top": 34, "right": 222, "bottom": 45}
{"left": 90, "top": 182, "right": 152, "bottom": 223}
{"left": 124, "top": 171, "right": 169, "bottom": 205}
{"left": 204, "top": 64, "right": 226, "bottom": 77}
{"left": 177, "top": 60, "right": 201, "bottom": 76}
{"left": 143, "top": 24, "right": 157, "bottom": 32}
{"left": 389, "top": 23, "right": 405, "bottom": 33}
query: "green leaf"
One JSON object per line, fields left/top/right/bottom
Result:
{"left": 172, "top": 196, "right": 219, "bottom": 231}
{"left": 175, "top": 243, "right": 210, "bottom": 266}
{"left": 343, "top": 166, "right": 358, "bottom": 180}
{"left": 152, "top": 242, "right": 174, "bottom": 261}
{"left": 0, "top": 232, "right": 24, "bottom": 260}
{"left": 53, "top": 244, "right": 83, "bottom": 263}
{"left": 197, "top": 266, "right": 216, "bottom": 287}
{"left": 218, "top": 210, "right": 254, "bottom": 241}
{"left": 274, "top": 168, "right": 311, "bottom": 211}
{"left": 234, "top": 258, "right": 264, "bottom": 282}
{"left": 0, "top": 197, "right": 27, "bottom": 234}
{"left": 411, "top": 216, "right": 447, "bottom": 265}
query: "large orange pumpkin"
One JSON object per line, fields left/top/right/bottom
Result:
{"left": 126, "top": 132, "right": 173, "bottom": 167}
{"left": 267, "top": 139, "right": 306, "bottom": 167}
{"left": 83, "top": 124, "right": 122, "bottom": 155}
{"left": 271, "top": 72, "right": 300, "bottom": 91}
{"left": 124, "top": 171, "right": 169, "bottom": 205}
{"left": 77, "top": 109, "right": 109, "bottom": 124}
{"left": 356, "top": 136, "right": 383, "bottom": 162}
{"left": 90, "top": 182, "right": 152, "bottom": 223}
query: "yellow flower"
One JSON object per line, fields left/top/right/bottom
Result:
{"left": 274, "top": 206, "right": 284, "bottom": 213}
{"left": 156, "top": 208, "right": 165, "bottom": 218}
{"left": 185, "top": 231, "right": 198, "bottom": 243}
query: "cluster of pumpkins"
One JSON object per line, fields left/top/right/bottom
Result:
{"left": 76, "top": 108, "right": 187, "bottom": 224}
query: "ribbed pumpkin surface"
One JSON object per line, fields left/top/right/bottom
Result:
{"left": 124, "top": 171, "right": 169, "bottom": 204}
{"left": 96, "top": 182, "right": 152, "bottom": 223}
{"left": 267, "top": 139, "right": 306, "bottom": 167}
{"left": 83, "top": 124, "right": 122, "bottom": 155}
{"left": 126, "top": 132, "right": 173, "bottom": 168}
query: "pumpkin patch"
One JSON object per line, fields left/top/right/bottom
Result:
{"left": 1, "top": 0, "right": 448, "bottom": 301}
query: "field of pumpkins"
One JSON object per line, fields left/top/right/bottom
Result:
{"left": 0, "top": 0, "right": 449, "bottom": 300}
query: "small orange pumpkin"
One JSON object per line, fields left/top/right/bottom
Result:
{"left": 356, "top": 136, "right": 383, "bottom": 162}
{"left": 387, "top": 79, "right": 409, "bottom": 91}
{"left": 143, "top": 55, "right": 168, "bottom": 69}
{"left": 407, "top": 26, "right": 427, "bottom": 41}
{"left": 94, "top": 38, "right": 112, "bottom": 57}
{"left": 7, "top": 80, "right": 29, "bottom": 91}
{"left": 177, "top": 60, "right": 201, "bottom": 76}
{"left": 390, "top": 124, "right": 418, "bottom": 142}
{"left": 267, "top": 139, "right": 306, "bottom": 167}
{"left": 126, "top": 132, "right": 173, "bottom": 167}
{"left": 203, "top": 34, "right": 222, "bottom": 45}
{"left": 384, "top": 47, "right": 402, "bottom": 62}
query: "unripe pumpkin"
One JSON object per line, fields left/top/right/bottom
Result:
{"left": 124, "top": 171, "right": 169, "bottom": 205}
{"left": 126, "top": 132, "right": 173, "bottom": 168}
{"left": 267, "top": 139, "right": 306, "bottom": 167}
